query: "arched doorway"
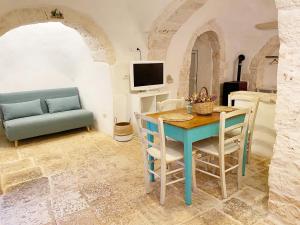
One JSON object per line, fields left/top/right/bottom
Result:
{"left": 189, "top": 31, "right": 216, "bottom": 95}
{"left": 177, "top": 22, "right": 225, "bottom": 101}
{"left": 246, "top": 36, "right": 280, "bottom": 92}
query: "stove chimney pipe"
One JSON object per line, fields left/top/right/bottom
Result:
{"left": 237, "top": 54, "right": 245, "bottom": 82}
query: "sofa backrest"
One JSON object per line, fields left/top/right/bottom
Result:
{"left": 0, "top": 87, "right": 80, "bottom": 114}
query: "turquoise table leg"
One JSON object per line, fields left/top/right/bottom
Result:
{"left": 242, "top": 131, "right": 249, "bottom": 176}
{"left": 146, "top": 122, "right": 155, "bottom": 182}
{"left": 183, "top": 133, "right": 192, "bottom": 205}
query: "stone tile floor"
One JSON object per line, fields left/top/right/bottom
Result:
{"left": 0, "top": 129, "right": 271, "bottom": 225}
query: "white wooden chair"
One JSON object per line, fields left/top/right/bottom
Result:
{"left": 157, "top": 98, "right": 185, "bottom": 112}
{"left": 228, "top": 93, "right": 260, "bottom": 163}
{"left": 134, "top": 112, "right": 197, "bottom": 205}
{"left": 193, "top": 109, "right": 250, "bottom": 199}
{"left": 156, "top": 98, "right": 186, "bottom": 142}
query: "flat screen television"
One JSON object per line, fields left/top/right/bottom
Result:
{"left": 130, "top": 61, "right": 165, "bottom": 91}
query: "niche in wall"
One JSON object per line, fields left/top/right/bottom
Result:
{"left": 0, "top": 22, "right": 114, "bottom": 134}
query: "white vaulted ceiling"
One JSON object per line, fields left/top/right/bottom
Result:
{"left": 0, "top": 0, "right": 277, "bottom": 62}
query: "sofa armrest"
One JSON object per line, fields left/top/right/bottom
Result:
{"left": 0, "top": 106, "right": 4, "bottom": 128}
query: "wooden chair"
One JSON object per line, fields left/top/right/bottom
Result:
{"left": 157, "top": 98, "right": 185, "bottom": 112}
{"left": 134, "top": 112, "right": 197, "bottom": 205}
{"left": 193, "top": 109, "right": 250, "bottom": 199}
{"left": 228, "top": 93, "right": 260, "bottom": 163}
{"left": 157, "top": 98, "right": 186, "bottom": 142}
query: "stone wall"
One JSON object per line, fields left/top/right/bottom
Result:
{"left": 268, "top": 0, "right": 300, "bottom": 224}
{"left": 147, "top": 0, "right": 207, "bottom": 60}
{"left": 0, "top": 6, "right": 116, "bottom": 64}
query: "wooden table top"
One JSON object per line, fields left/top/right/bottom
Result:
{"left": 147, "top": 109, "right": 221, "bottom": 129}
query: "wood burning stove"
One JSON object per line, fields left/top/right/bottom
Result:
{"left": 222, "top": 54, "right": 247, "bottom": 105}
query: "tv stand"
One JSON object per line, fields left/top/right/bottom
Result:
{"left": 132, "top": 89, "right": 164, "bottom": 94}
{"left": 129, "top": 90, "right": 170, "bottom": 131}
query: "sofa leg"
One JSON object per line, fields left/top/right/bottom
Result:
{"left": 14, "top": 140, "right": 18, "bottom": 147}
{"left": 86, "top": 126, "right": 90, "bottom": 132}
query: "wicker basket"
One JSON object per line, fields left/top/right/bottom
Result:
{"left": 193, "top": 87, "right": 214, "bottom": 115}
{"left": 193, "top": 102, "right": 214, "bottom": 115}
{"left": 114, "top": 118, "right": 133, "bottom": 142}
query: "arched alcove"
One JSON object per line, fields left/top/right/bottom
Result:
{"left": 0, "top": 22, "right": 114, "bottom": 135}
{"left": 0, "top": 6, "right": 117, "bottom": 135}
{"left": 0, "top": 6, "right": 116, "bottom": 64}
{"left": 177, "top": 22, "right": 225, "bottom": 101}
{"left": 246, "top": 36, "right": 280, "bottom": 91}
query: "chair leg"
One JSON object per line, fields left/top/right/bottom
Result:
{"left": 160, "top": 164, "right": 167, "bottom": 205}
{"left": 219, "top": 156, "right": 227, "bottom": 199}
{"left": 14, "top": 140, "right": 18, "bottom": 147}
{"left": 86, "top": 126, "right": 90, "bottom": 132}
{"left": 192, "top": 156, "right": 197, "bottom": 191}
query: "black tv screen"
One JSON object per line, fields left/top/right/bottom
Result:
{"left": 133, "top": 63, "right": 164, "bottom": 87}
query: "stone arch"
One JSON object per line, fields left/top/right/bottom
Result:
{"left": 0, "top": 6, "right": 116, "bottom": 64}
{"left": 246, "top": 36, "right": 280, "bottom": 91}
{"left": 177, "top": 21, "right": 225, "bottom": 101}
{"left": 148, "top": 0, "right": 208, "bottom": 60}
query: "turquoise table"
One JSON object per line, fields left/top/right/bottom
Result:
{"left": 147, "top": 109, "right": 247, "bottom": 205}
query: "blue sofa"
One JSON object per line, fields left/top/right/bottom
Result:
{"left": 0, "top": 87, "right": 94, "bottom": 146}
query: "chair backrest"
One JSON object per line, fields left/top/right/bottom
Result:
{"left": 219, "top": 109, "right": 250, "bottom": 155}
{"left": 134, "top": 112, "right": 166, "bottom": 162}
{"left": 228, "top": 93, "right": 259, "bottom": 137}
{"left": 157, "top": 98, "right": 185, "bottom": 112}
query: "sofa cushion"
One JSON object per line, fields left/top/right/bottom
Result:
{"left": 0, "top": 99, "right": 43, "bottom": 121}
{"left": 4, "top": 109, "right": 93, "bottom": 141}
{"left": 46, "top": 95, "right": 81, "bottom": 113}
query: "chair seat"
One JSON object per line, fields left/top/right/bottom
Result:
{"left": 193, "top": 137, "right": 240, "bottom": 156}
{"left": 147, "top": 141, "right": 183, "bottom": 163}
{"left": 226, "top": 129, "right": 250, "bottom": 138}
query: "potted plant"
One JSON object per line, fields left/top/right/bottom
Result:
{"left": 186, "top": 87, "right": 216, "bottom": 115}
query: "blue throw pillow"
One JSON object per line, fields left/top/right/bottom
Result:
{"left": 46, "top": 95, "right": 81, "bottom": 113}
{"left": 0, "top": 99, "right": 43, "bottom": 121}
